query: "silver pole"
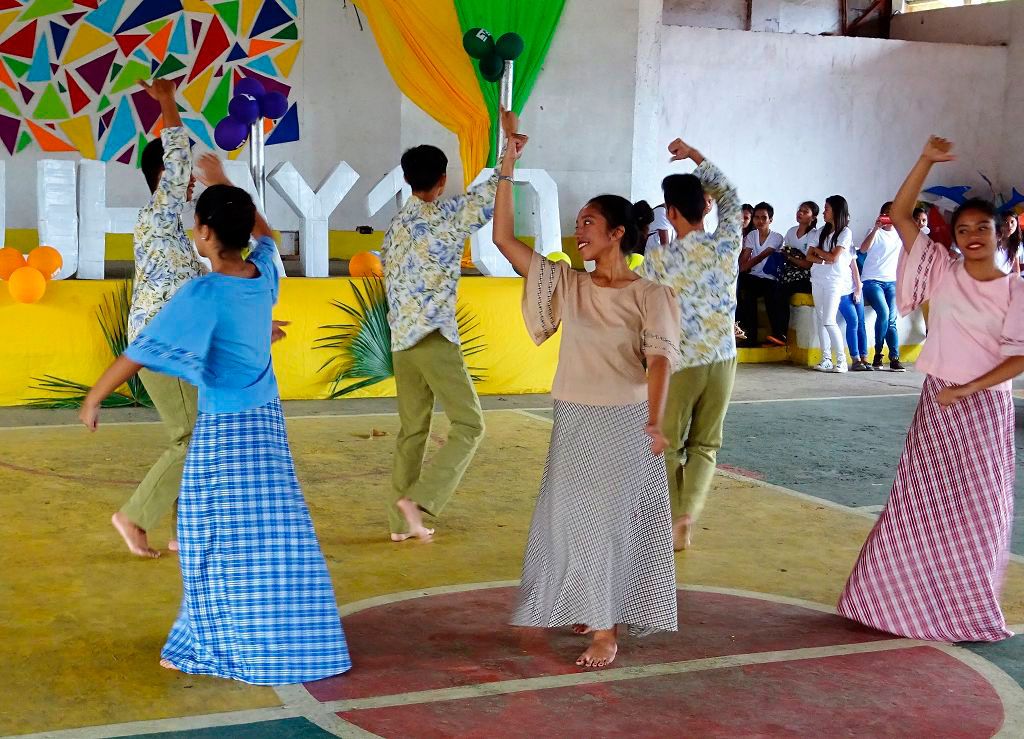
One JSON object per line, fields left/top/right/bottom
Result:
{"left": 497, "top": 60, "right": 514, "bottom": 159}
{"left": 249, "top": 119, "right": 266, "bottom": 212}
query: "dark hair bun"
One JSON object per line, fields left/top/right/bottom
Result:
{"left": 632, "top": 200, "right": 655, "bottom": 231}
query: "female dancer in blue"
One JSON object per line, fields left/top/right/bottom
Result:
{"left": 80, "top": 154, "right": 350, "bottom": 685}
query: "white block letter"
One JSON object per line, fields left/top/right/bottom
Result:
{"left": 468, "top": 168, "right": 562, "bottom": 277}
{"left": 77, "top": 160, "right": 140, "bottom": 280}
{"left": 38, "top": 160, "right": 79, "bottom": 280}
{"left": 269, "top": 161, "right": 359, "bottom": 277}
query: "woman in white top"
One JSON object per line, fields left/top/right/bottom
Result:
{"left": 807, "top": 195, "right": 854, "bottom": 372}
{"left": 997, "top": 211, "right": 1022, "bottom": 274}
{"left": 737, "top": 202, "right": 786, "bottom": 346}
{"left": 859, "top": 201, "right": 906, "bottom": 371}
{"left": 645, "top": 204, "right": 674, "bottom": 252}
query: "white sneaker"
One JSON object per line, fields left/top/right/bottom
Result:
{"left": 831, "top": 362, "right": 849, "bottom": 373}
{"left": 813, "top": 359, "right": 834, "bottom": 372}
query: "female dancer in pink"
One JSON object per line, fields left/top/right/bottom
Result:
{"left": 838, "top": 136, "right": 1024, "bottom": 642}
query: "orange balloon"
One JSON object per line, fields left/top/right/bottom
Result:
{"left": 349, "top": 250, "right": 383, "bottom": 278}
{"left": 8, "top": 266, "right": 47, "bottom": 304}
{"left": 0, "top": 246, "right": 25, "bottom": 280}
{"left": 27, "top": 245, "right": 63, "bottom": 280}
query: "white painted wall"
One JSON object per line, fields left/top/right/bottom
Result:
{"left": 892, "top": 1, "right": 1023, "bottom": 188}
{"left": 664, "top": 0, "right": 843, "bottom": 34}
{"left": 644, "top": 25, "right": 1007, "bottom": 240}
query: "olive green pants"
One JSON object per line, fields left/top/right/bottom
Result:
{"left": 389, "top": 332, "right": 485, "bottom": 534}
{"left": 118, "top": 368, "right": 197, "bottom": 531}
{"left": 661, "top": 358, "right": 736, "bottom": 522}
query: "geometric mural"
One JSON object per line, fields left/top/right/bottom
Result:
{"left": 0, "top": 0, "right": 302, "bottom": 163}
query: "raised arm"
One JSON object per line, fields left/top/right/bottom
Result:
{"left": 195, "top": 153, "right": 274, "bottom": 240}
{"left": 492, "top": 110, "right": 535, "bottom": 277}
{"left": 892, "top": 136, "right": 955, "bottom": 253}
{"left": 859, "top": 224, "right": 879, "bottom": 254}
{"left": 141, "top": 79, "right": 189, "bottom": 212}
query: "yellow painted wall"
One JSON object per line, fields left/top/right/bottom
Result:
{"left": 4, "top": 230, "right": 584, "bottom": 265}
{"left": 0, "top": 276, "right": 563, "bottom": 407}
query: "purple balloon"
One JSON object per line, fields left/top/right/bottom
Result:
{"left": 214, "top": 117, "right": 248, "bottom": 151}
{"left": 234, "top": 77, "right": 265, "bottom": 99}
{"left": 259, "top": 91, "right": 288, "bottom": 120}
{"left": 228, "top": 94, "right": 260, "bottom": 125}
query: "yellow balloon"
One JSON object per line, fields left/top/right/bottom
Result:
{"left": 627, "top": 253, "right": 645, "bottom": 271}
{"left": 546, "top": 251, "right": 572, "bottom": 265}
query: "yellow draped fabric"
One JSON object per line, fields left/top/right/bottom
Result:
{"left": 353, "top": 0, "right": 490, "bottom": 189}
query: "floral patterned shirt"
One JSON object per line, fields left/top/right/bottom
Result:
{"left": 640, "top": 160, "right": 743, "bottom": 368}
{"left": 127, "top": 126, "right": 205, "bottom": 342}
{"left": 382, "top": 172, "right": 498, "bottom": 352}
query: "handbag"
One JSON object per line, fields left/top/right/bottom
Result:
{"left": 763, "top": 250, "right": 786, "bottom": 280}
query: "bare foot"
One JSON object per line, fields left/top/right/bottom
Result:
{"left": 159, "top": 659, "right": 180, "bottom": 671}
{"left": 390, "top": 530, "right": 435, "bottom": 542}
{"left": 572, "top": 624, "right": 592, "bottom": 635}
{"left": 673, "top": 515, "right": 693, "bottom": 552}
{"left": 394, "top": 498, "right": 434, "bottom": 541}
{"left": 111, "top": 512, "right": 160, "bottom": 558}
{"left": 167, "top": 540, "right": 179, "bottom": 552}
{"left": 576, "top": 629, "right": 617, "bottom": 668}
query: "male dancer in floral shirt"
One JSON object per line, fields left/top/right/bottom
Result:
{"left": 111, "top": 79, "right": 205, "bottom": 558}
{"left": 381, "top": 145, "right": 498, "bottom": 542}
{"left": 641, "top": 137, "right": 743, "bottom": 551}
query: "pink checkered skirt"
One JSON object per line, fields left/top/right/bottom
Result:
{"left": 838, "top": 375, "right": 1015, "bottom": 642}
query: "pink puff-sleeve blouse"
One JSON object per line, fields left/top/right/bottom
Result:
{"left": 897, "top": 232, "right": 1024, "bottom": 391}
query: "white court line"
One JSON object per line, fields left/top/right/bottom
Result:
{"left": 14, "top": 586, "right": 1023, "bottom": 738}
{"left": 0, "top": 389, "right": 939, "bottom": 432}
{"left": 320, "top": 639, "right": 924, "bottom": 713}
{"left": 11, "top": 706, "right": 307, "bottom": 739}
{"left": 511, "top": 410, "right": 1024, "bottom": 567}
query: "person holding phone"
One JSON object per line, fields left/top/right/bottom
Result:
{"left": 859, "top": 201, "right": 906, "bottom": 371}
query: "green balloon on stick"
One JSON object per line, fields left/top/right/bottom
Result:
{"left": 463, "top": 27, "right": 494, "bottom": 59}
{"left": 495, "top": 32, "right": 524, "bottom": 61}
{"left": 479, "top": 52, "right": 504, "bottom": 82}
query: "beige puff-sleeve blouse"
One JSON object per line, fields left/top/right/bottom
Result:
{"left": 523, "top": 252, "right": 682, "bottom": 406}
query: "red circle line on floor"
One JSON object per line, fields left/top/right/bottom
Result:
{"left": 292, "top": 583, "right": 1024, "bottom": 738}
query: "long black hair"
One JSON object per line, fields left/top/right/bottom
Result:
{"left": 818, "top": 195, "right": 850, "bottom": 250}
{"left": 742, "top": 203, "right": 755, "bottom": 237}
{"left": 1000, "top": 210, "right": 1022, "bottom": 259}
{"left": 587, "top": 195, "right": 655, "bottom": 255}
{"left": 800, "top": 201, "right": 820, "bottom": 232}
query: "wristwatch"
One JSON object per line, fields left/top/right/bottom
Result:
{"left": 498, "top": 175, "right": 514, "bottom": 183}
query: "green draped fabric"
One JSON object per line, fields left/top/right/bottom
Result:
{"left": 453, "top": 0, "right": 566, "bottom": 165}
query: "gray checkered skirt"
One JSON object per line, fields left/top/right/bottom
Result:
{"left": 511, "top": 400, "right": 678, "bottom": 637}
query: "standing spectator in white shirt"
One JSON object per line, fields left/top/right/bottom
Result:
{"left": 859, "top": 201, "right": 906, "bottom": 371}
{"left": 807, "top": 195, "right": 854, "bottom": 373}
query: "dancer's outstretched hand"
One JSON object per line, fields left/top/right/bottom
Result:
{"left": 921, "top": 136, "right": 955, "bottom": 164}
{"left": 141, "top": 78, "right": 175, "bottom": 102}
{"left": 271, "top": 320, "right": 290, "bottom": 343}
{"left": 668, "top": 138, "right": 694, "bottom": 162}
{"left": 500, "top": 108, "right": 528, "bottom": 160}
{"left": 195, "top": 152, "right": 231, "bottom": 187}
{"left": 79, "top": 401, "right": 100, "bottom": 431}
{"left": 645, "top": 424, "right": 668, "bottom": 456}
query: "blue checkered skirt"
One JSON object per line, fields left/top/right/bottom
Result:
{"left": 161, "top": 398, "right": 351, "bottom": 685}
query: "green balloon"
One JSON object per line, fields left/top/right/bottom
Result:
{"left": 463, "top": 27, "right": 494, "bottom": 59}
{"left": 479, "top": 52, "right": 504, "bottom": 82}
{"left": 495, "top": 32, "right": 524, "bottom": 61}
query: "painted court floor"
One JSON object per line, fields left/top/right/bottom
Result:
{"left": 2, "top": 365, "right": 1023, "bottom": 738}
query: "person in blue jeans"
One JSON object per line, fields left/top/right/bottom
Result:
{"left": 858, "top": 201, "right": 906, "bottom": 371}
{"left": 839, "top": 292, "right": 869, "bottom": 371}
